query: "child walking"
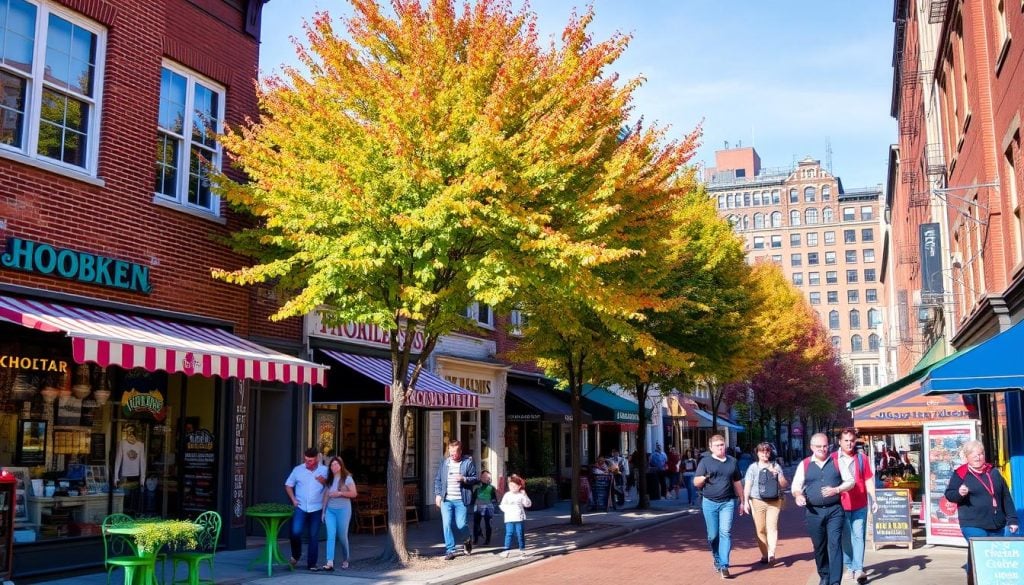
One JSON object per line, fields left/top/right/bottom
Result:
{"left": 498, "top": 474, "right": 532, "bottom": 558}
{"left": 473, "top": 471, "right": 498, "bottom": 545}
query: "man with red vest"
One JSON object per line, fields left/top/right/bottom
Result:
{"left": 836, "top": 428, "right": 877, "bottom": 584}
{"left": 792, "top": 433, "right": 854, "bottom": 585}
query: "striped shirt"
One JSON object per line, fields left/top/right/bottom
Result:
{"left": 446, "top": 459, "right": 462, "bottom": 500}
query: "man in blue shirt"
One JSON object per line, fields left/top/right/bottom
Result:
{"left": 433, "top": 440, "right": 478, "bottom": 560}
{"left": 285, "top": 447, "right": 328, "bottom": 571}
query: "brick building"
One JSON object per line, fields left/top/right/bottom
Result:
{"left": 0, "top": 0, "right": 325, "bottom": 577}
{"left": 875, "top": 0, "right": 1024, "bottom": 532}
{"left": 707, "top": 147, "right": 885, "bottom": 397}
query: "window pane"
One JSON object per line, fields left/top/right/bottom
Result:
{"left": 192, "top": 83, "right": 219, "bottom": 148}
{"left": 154, "top": 133, "right": 180, "bottom": 196}
{"left": 188, "top": 145, "right": 213, "bottom": 208}
{"left": 36, "top": 89, "right": 89, "bottom": 167}
{"left": 1, "top": 0, "right": 37, "bottom": 73}
{"left": 159, "top": 68, "right": 187, "bottom": 133}
{"left": 44, "top": 14, "right": 96, "bottom": 96}
{"left": 0, "top": 70, "right": 27, "bottom": 146}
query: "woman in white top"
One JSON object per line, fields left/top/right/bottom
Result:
{"left": 742, "top": 442, "right": 789, "bottom": 567}
{"left": 320, "top": 457, "right": 358, "bottom": 570}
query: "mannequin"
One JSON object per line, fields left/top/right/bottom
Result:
{"left": 114, "top": 424, "right": 146, "bottom": 486}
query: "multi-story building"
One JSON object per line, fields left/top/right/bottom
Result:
{"left": 879, "top": 0, "right": 1024, "bottom": 516}
{"left": 0, "top": 0, "right": 327, "bottom": 577}
{"left": 708, "top": 147, "right": 884, "bottom": 396}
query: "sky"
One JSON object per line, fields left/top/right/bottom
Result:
{"left": 259, "top": 1, "right": 896, "bottom": 189}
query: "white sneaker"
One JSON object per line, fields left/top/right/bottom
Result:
{"left": 499, "top": 551, "right": 510, "bottom": 558}
{"left": 519, "top": 550, "right": 529, "bottom": 558}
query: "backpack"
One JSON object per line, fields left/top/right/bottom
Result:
{"left": 758, "top": 466, "right": 781, "bottom": 500}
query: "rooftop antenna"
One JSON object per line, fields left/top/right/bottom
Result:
{"left": 826, "top": 137, "right": 833, "bottom": 174}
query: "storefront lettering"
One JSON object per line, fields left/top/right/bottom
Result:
{"left": 0, "top": 355, "right": 68, "bottom": 372}
{"left": 122, "top": 389, "right": 168, "bottom": 421}
{"left": 0, "top": 237, "right": 151, "bottom": 294}
{"left": 444, "top": 375, "right": 492, "bottom": 395}
{"left": 310, "top": 315, "right": 425, "bottom": 351}
{"left": 873, "top": 408, "right": 970, "bottom": 421}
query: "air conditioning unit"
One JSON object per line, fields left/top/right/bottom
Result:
{"left": 917, "top": 306, "right": 932, "bottom": 324}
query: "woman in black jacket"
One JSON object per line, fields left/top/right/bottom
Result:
{"left": 943, "top": 440, "right": 1019, "bottom": 579}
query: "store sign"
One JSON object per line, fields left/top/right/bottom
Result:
{"left": 919, "top": 223, "right": 944, "bottom": 297}
{"left": 1, "top": 237, "right": 151, "bottom": 294}
{"left": 232, "top": 382, "right": 249, "bottom": 528}
{"left": 0, "top": 355, "right": 68, "bottom": 373}
{"left": 121, "top": 389, "right": 168, "bottom": 422}
{"left": 308, "top": 313, "right": 425, "bottom": 351}
{"left": 444, "top": 375, "right": 492, "bottom": 395}
{"left": 183, "top": 428, "right": 217, "bottom": 515}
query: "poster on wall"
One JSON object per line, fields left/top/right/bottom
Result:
{"left": 923, "top": 421, "right": 978, "bottom": 547}
{"left": 182, "top": 427, "right": 217, "bottom": 515}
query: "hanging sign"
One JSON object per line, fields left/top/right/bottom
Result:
{"left": 121, "top": 389, "right": 167, "bottom": 422}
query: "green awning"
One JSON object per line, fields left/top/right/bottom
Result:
{"left": 581, "top": 384, "right": 650, "bottom": 424}
{"left": 847, "top": 338, "right": 962, "bottom": 409}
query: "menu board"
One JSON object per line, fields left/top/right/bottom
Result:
{"left": 231, "top": 382, "right": 249, "bottom": 528}
{"left": 872, "top": 488, "right": 913, "bottom": 549}
{"left": 970, "top": 537, "right": 1024, "bottom": 585}
{"left": 923, "top": 421, "right": 977, "bottom": 547}
{"left": 183, "top": 428, "right": 217, "bottom": 515}
{"left": 590, "top": 474, "right": 611, "bottom": 511}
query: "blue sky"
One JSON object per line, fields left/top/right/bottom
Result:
{"left": 259, "top": 1, "right": 895, "bottom": 188}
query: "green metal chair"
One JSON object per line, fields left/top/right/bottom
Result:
{"left": 102, "top": 513, "right": 151, "bottom": 585}
{"left": 170, "top": 511, "right": 222, "bottom": 585}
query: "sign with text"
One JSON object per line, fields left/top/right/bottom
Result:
{"left": 231, "top": 382, "right": 249, "bottom": 528}
{"left": 0, "top": 237, "right": 152, "bottom": 294}
{"left": 872, "top": 489, "right": 913, "bottom": 549}
{"left": 970, "top": 537, "right": 1024, "bottom": 585}
{"left": 919, "top": 222, "right": 944, "bottom": 297}
{"left": 183, "top": 428, "right": 217, "bottom": 515}
{"left": 923, "top": 421, "right": 977, "bottom": 547}
{"left": 307, "top": 314, "right": 425, "bottom": 351}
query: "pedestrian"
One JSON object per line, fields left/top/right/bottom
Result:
{"left": 472, "top": 470, "right": 498, "bottom": 546}
{"left": 836, "top": 428, "right": 877, "bottom": 584}
{"left": 694, "top": 434, "right": 745, "bottom": 579}
{"left": 284, "top": 447, "right": 328, "bottom": 571}
{"left": 627, "top": 450, "right": 639, "bottom": 497}
{"left": 943, "top": 440, "right": 1019, "bottom": 581}
{"left": 666, "top": 446, "right": 681, "bottom": 499}
{"left": 608, "top": 448, "right": 629, "bottom": 505}
{"left": 742, "top": 442, "right": 789, "bottom": 567}
{"left": 737, "top": 447, "right": 754, "bottom": 476}
{"left": 650, "top": 444, "right": 668, "bottom": 499}
{"left": 433, "top": 439, "right": 479, "bottom": 560}
{"left": 792, "top": 433, "right": 854, "bottom": 585}
{"left": 320, "top": 456, "right": 357, "bottom": 571}
{"left": 682, "top": 448, "right": 698, "bottom": 505}
{"left": 498, "top": 474, "right": 532, "bottom": 558}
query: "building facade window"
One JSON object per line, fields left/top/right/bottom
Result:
{"left": 156, "top": 63, "right": 226, "bottom": 214}
{"left": 847, "top": 289, "right": 859, "bottom": 303}
{"left": 792, "top": 272, "right": 804, "bottom": 285}
{"left": 823, "top": 207, "right": 834, "bottom": 223}
{"left": 860, "top": 206, "right": 874, "bottom": 221}
{"left": 843, "top": 207, "right": 856, "bottom": 221}
{"left": 753, "top": 192, "right": 762, "bottom": 206}
{"left": 753, "top": 213, "right": 765, "bottom": 229}
{"left": 827, "top": 291, "right": 839, "bottom": 304}
{"left": 844, "top": 229, "right": 857, "bottom": 244}
{"left": 831, "top": 336, "right": 841, "bottom": 350}
{"left": 846, "top": 269, "right": 858, "bottom": 283}
{"left": 845, "top": 250, "right": 858, "bottom": 263}
{"left": 864, "top": 268, "right": 877, "bottom": 282}
{"left": 807, "top": 252, "right": 819, "bottom": 265}
{"left": 752, "top": 236, "right": 765, "bottom": 249}
{"left": 791, "top": 254, "right": 802, "bottom": 267}
{"left": 770, "top": 235, "right": 782, "bottom": 248}
{"left": 805, "top": 208, "right": 819, "bottom": 224}
{"left": 808, "top": 272, "right": 820, "bottom": 285}
{"left": 824, "top": 231, "right": 836, "bottom": 245}
{"left": 865, "top": 288, "right": 878, "bottom": 302}
{"left": 861, "top": 228, "right": 874, "bottom": 242}
{"left": 790, "top": 209, "right": 801, "bottom": 226}
{"left": 807, "top": 232, "right": 819, "bottom": 246}
{"left": 829, "top": 310, "right": 840, "bottom": 329}
{"left": 0, "top": 0, "right": 105, "bottom": 173}
{"left": 863, "top": 249, "right": 875, "bottom": 263}
{"left": 771, "top": 211, "right": 782, "bottom": 228}
{"left": 804, "top": 186, "right": 816, "bottom": 202}
{"left": 868, "top": 333, "right": 880, "bottom": 351}
{"left": 868, "top": 308, "right": 881, "bottom": 329}
{"left": 771, "top": 190, "right": 780, "bottom": 204}
{"left": 851, "top": 334, "right": 863, "bottom": 352}
{"left": 790, "top": 233, "right": 801, "bottom": 247}
{"left": 809, "top": 291, "right": 821, "bottom": 304}
{"left": 850, "top": 309, "right": 861, "bottom": 328}
{"left": 771, "top": 254, "right": 782, "bottom": 264}
{"left": 826, "top": 270, "right": 838, "bottom": 284}
{"left": 822, "top": 185, "right": 831, "bottom": 201}
{"left": 509, "top": 308, "right": 527, "bottom": 336}
{"left": 789, "top": 188, "right": 799, "bottom": 203}
{"left": 464, "top": 302, "right": 494, "bottom": 327}
{"left": 825, "top": 251, "right": 837, "bottom": 264}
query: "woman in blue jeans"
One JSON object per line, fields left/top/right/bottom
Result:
{"left": 320, "top": 457, "right": 358, "bottom": 570}
{"left": 943, "top": 441, "right": 1018, "bottom": 580}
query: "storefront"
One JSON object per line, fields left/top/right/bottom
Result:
{"left": 434, "top": 354, "right": 508, "bottom": 483}
{"left": 505, "top": 376, "right": 592, "bottom": 485}
{"left": 580, "top": 384, "right": 647, "bottom": 461}
{"left": 0, "top": 294, "right": 325, "bottom": 577}
{"left": 661, "top": 394, "right": 699, "bottom": 454}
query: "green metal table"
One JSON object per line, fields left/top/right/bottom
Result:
{"left": 245, "top": 509, "right": 295, "bottom": 576}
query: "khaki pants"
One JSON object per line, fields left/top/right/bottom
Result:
{"left": 750, "top": 497, "right": 784, "bottom": 558}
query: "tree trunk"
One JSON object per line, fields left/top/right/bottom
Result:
{"left": 633, "top": 382, "right": 649, "bottom": 510}
{"left": 382, "top": 384, "right": 409, "bottom": 563}
{"left": 566, "top": 350, "right": 585, "bottom": 526}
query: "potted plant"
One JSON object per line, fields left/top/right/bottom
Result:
{"left": 525, "top": 477, "right": 555, "bottom": 510}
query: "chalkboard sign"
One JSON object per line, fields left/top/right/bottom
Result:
{"left": 872, "top": 488, "right": 913, "bottom": 549}
{"left": 969, "top": 537, "right": 1024, "bottom": 584}
{"left": 590, "top": 473, "right": 611, "bottom": 511}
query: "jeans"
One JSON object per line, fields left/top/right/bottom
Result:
{"left": 324, "top": 505, "right": 352, "bottom": 563}
{"left": 473, "top": 504, "right": 494, "bottom": 542}
{"left": 701, "top": 498, "right": 736, "bottom": 570}
{"left": 961, "top": 525, "right": 1011, "bottom": 578}
{"left": 289, "top": 508, "right": 323, "bottom": 568}
{"left": 440, "top": 498, "right": 469, "bottom": 554}
{"left": 504, "top": 521, "right": 525, "bottom": 550}
{"left": 683, "top": 474, "right": 696, "bottom": 504}
{"left": 841, "top": 506, "right": 868, "bottom": 572}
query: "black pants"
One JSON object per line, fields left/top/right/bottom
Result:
{"left": 473, "top": 506, "right": 493, "bottom": 543}
{"left": 805, "top": 503, "right": 843, "bottom": 585}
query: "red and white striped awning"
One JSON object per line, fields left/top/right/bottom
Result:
{"left": 321, "top": 350, "right": 478, "bottom": 409}
{"left": 0, "top": 296, "right": 327, "bottom": 385}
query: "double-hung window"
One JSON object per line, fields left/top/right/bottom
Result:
{"left": 155, "top": 63, "right": 225, "bottom": 215}
{"left": 0, "top": 0, "right": 104, "bottom": 173}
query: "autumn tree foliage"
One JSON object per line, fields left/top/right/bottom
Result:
{"left": 214, "top": 0, "right": 695, "bottom": 558}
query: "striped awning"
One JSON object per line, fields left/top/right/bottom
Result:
{"left": 0, "top": 295, "right": 327, "bottom": 385}
{"left": 321, "top": 350, "right": 478, "bottom": 409}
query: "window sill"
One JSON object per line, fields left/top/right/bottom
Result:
{"left": 152, "top": 196, "right": 227, "bottom": 224}
{"left": 0, "top": 149, "right": 105, "bottom": 188}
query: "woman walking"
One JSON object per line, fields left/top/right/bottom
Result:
{"left": 742, "top": 442, "right": 788, "bottom": 567}
{"left": 320, "top": 456, "right": 358, "bottom": 570}
{"left": 498, "top": 474, "right": 532, "bottom": 558}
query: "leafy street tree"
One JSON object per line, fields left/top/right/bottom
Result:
{"left": 215, "top": 0, "right": 694, "bottom": 560}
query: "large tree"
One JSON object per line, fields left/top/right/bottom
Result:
{"left": 215, "top": 0, "right": 692, "bottom": 561}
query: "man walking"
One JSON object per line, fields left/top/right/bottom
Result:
{"left": 284, "top": 447, "right": 328, "bottom": 571}
{"left": 650, "top": 444, "right": 668, "bottom": 499}
{"left": 792, "top": 433, "right": 854, "bottom": 585}
{"left": 434, "top": 440, "right": 479, "bottom": 560}
{"left": 837, "top": 428, "right": 877, "bottom": 584}
{"left": 694, "top": 434, "right": 745, "bottom": 579}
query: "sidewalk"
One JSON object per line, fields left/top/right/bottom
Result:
{"left": 27, "top": 493, "right": 698, "bottom": 585}
{"left": 801, "top": 531, "right": 968, "bottom": 585}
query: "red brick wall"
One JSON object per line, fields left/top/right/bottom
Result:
{"left": 0, "top": 0, "right": 300, "bottom": 343}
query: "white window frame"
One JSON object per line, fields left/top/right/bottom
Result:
{"left": 464, "top": 302, "right": 494, "bottom": 328}
{"left": 509, "top": 308, "right": 527, "bottom": 336}
{"left": 0, "top": 0, "right": 106, "bottom": 176}
{"left": 153, "top": 60, "right": 226, "bottom": 217}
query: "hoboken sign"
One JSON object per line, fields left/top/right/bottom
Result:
{"left": 1, "top": 237, "right": 152, "bottom": 294}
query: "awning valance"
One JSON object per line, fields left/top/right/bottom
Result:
{"left": 922, "top": 320, "right": 1024, "bottom": 395}
{"left": 320, "top": 350, "right": 478, "bottom": 409}
{"left": 506, "top": 382, "right": 592, "bottom": 424}
{"left": 0, "top": 295, "right": 327, "bottom": 385}
{"left": 580, "top": 384, "right": 649, "bottom": 425}
{"left": 664, "top": 395, "right": 700, "bottom": 423}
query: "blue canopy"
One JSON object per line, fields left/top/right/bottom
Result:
{"left": 922, "top": 320, "right": 1024, "bottom": 395}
